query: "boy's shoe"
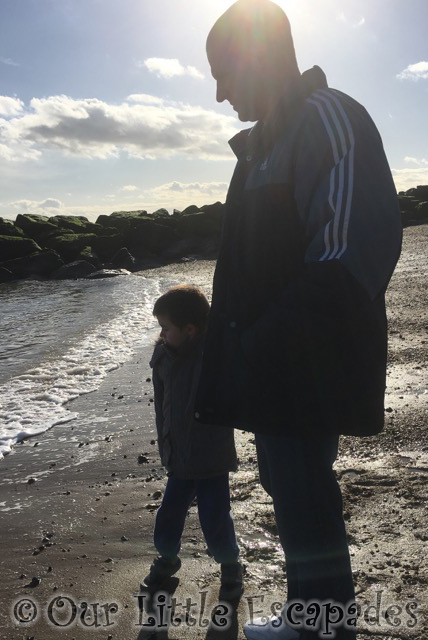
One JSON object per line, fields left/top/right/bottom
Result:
{"left": 243, "top": 615, "right": 300, "bottom": 640}
{"left": 141, "top": 556, "right": 181, "bottom": 590}
{"left": 219, "top": 561, "right": 244, "bottom": 601}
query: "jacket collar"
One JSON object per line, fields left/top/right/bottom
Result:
{"left": 228, "top": 66, "right": 328, "bottom": 160}
{"left": 150, "top": 333, "right": 203, "bottom": 367}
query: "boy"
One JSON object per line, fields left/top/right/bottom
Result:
{"left": 143, "top": 285, "right": 242, "bottom": 601}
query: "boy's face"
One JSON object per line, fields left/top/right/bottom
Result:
{"left": 156, "top": 314, "right": 196, "bottom": 350}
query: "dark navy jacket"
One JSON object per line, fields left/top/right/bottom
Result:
{"left": 195, "top": 67, "right": 402, "bottom": 437}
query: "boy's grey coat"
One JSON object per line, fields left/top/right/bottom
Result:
{"left": 150, "top": 337, "right": 237, "bottom": 478}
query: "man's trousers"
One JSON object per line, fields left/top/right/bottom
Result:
{"left": 256, "top": 433, "right": 356, "bottom": 640}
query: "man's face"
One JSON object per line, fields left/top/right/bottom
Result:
{"left": 207, "top": 42, "right": 264, "bottom": 122}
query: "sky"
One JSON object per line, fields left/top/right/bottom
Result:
{"left": 1, "top": 0, "right": 427, "bottom": 222}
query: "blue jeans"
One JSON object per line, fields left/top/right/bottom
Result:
{"left": 154, "top": 473, "right": 239, "bottom": 565}
{"left": 256, "top": 433, "right": 356, "bottom": 640}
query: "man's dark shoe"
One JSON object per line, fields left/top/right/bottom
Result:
{"left": 219, "top": 561, "right": 244, "bottom": 601}
{"left": 141, "top": 556, "right": 181, "bottom": 590}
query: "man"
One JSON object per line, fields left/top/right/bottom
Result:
{"left": 195, "top": 1, "right": 402, "bottom": 639}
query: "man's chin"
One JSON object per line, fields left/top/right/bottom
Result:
{"left": 236, "top": 110, "right": 257, "bottom": 123}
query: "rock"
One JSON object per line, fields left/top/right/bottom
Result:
{"left": 49, "top": 215, "right": 103, "bottom": 235}
{"left": 174, "top": 210, "right": 223, "bottom": 238}
{"left": 91, "top": 234, "right": 125, "bottom": 261}
{"left": 1, "top": 250, "right": 64, "bottom": 279}
{"left": 51, "top": 260, "right": 97, "bottom": 280}
{"left": 43, "top": 232, "right": 98, "bottom": 262}
{"left": 85, "top": 268, "right": 130, "bottom": 279}
{"left": 125, "top": 219, "right": 180, "bottom": 257}
{"left": 96, "top": 211, "right": 149, "bottom": 234}
{"left": 0, "top": 235, "right": 42, "bottom": 261}
{"left": 152, "top": 208, "right": 170, "bottom": 219}
{"left": 110, "top": 247, "right": 136, "bottom": 271}
{"left": 15, "top": 214, "right": 58, "bottom": 238}
{"left": 0, "top": 267, "right": 15, "bottom": 283}
{"left": 415, "top": 201, "right": 428, "bottom": 222}
{"left": 398, "top": 195, "right": 418, "bottom": 212}
{"left": 25, "top": 576, "right": 41, "bottom": 588}
{"left": 77, "top": 245, "right": 103, "bottom": 268}
{"left": 0, "top": 217, "right": 25, "bottom": 237}
{"left": 400, "top": 186, "right": 428, "bottom": 226}
{"left": 181, "top": 204, "right": 201, "bottom": 215}
{"left": 414, "top": 185, "right": 428, "bottom": 201}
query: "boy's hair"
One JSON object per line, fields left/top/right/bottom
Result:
{"left": 153, "top": 285, "right": 210, "bottom": 331}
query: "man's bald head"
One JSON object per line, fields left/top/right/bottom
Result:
{"left": 207, "top": 0, "right": 297, "bottom": 71}
{"left": 206, "top": 0, "right": 300, "bottom": 122}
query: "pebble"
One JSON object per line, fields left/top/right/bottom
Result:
{"left": 25, "top": 576, "right": 41, "bottom": 588}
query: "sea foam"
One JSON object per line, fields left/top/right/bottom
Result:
{"left": 0, "top": 272, "right": 182, "bottom": 458}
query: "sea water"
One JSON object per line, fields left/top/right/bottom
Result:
{"left": 0, "top": 272, "right": 185, "bottom": 458}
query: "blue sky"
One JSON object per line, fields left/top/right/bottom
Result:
{"left": 1, "top": 0, "right": 427, "bottom": 222}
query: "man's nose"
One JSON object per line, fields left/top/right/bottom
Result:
{"left": 216, "top": 82, "right": 227, "bottom": 103}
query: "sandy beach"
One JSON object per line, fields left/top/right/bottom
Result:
{"left": 0, "top": 226, "right": 427, "bottom": 640}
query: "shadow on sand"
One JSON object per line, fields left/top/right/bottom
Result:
{"left": 135, "top": 577, "right": 242, "bottom": 640}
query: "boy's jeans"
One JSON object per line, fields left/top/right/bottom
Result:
{"left": 154, "top": 473, "right": 239, "bottom": 564}
{"left": 255, "top": 433, "right": 356, "bottom": 640}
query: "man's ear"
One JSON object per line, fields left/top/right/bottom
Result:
{"left": 185, "top": 323, "right": 198, "bottom": 338}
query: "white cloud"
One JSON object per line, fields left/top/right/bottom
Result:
{"left": 120, "top": 185, "right": 138, "bottom": 192}
{"left": 0, "top": 142, "right": 16, "bottom": 161}
{"left": 0, "top": 57, "right": 20, "bottom": 67}
{"left": 10, "top": 198, "right": 64, "bottom": 215}
{"left": 404, "top": 156, "right": 428, "bottom": 166}
{"left": 392, "top": 167, "right": 428, "bottom": 192}
{"left": 142, "top": 58, "right": 204, "bottom": 80}
{"left": 337, "top": 12, "right": 365, "bottom": 28}
{"left": 0, "top": 93, "right": 237, "bottom": 163}
{"left": 41, "top": 198, "right": 63, "bottom": 208}
{"left": 126, "top": 94, "right": 164, "bottom": 105}
{"left": 152, "top": 180, "right": 228, "bottom": 207}
{"left": 397, "top": 61, "right": 428, "bottom": 81}
{"left": 0, "top": 96, "right": 24, "bottom": 117}
{"left": 0, "top": 137, "right": 40, "bottom": 162}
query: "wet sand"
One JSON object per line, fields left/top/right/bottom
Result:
{"left": 0, "top": 227, "right": 427, "bottom": 640}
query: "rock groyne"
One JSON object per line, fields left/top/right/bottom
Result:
{"left": 0, "top": 202, "right": 224, "bottom": 282}
{"left": 1, "top": 186, "right": 427, "bottom": 282}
